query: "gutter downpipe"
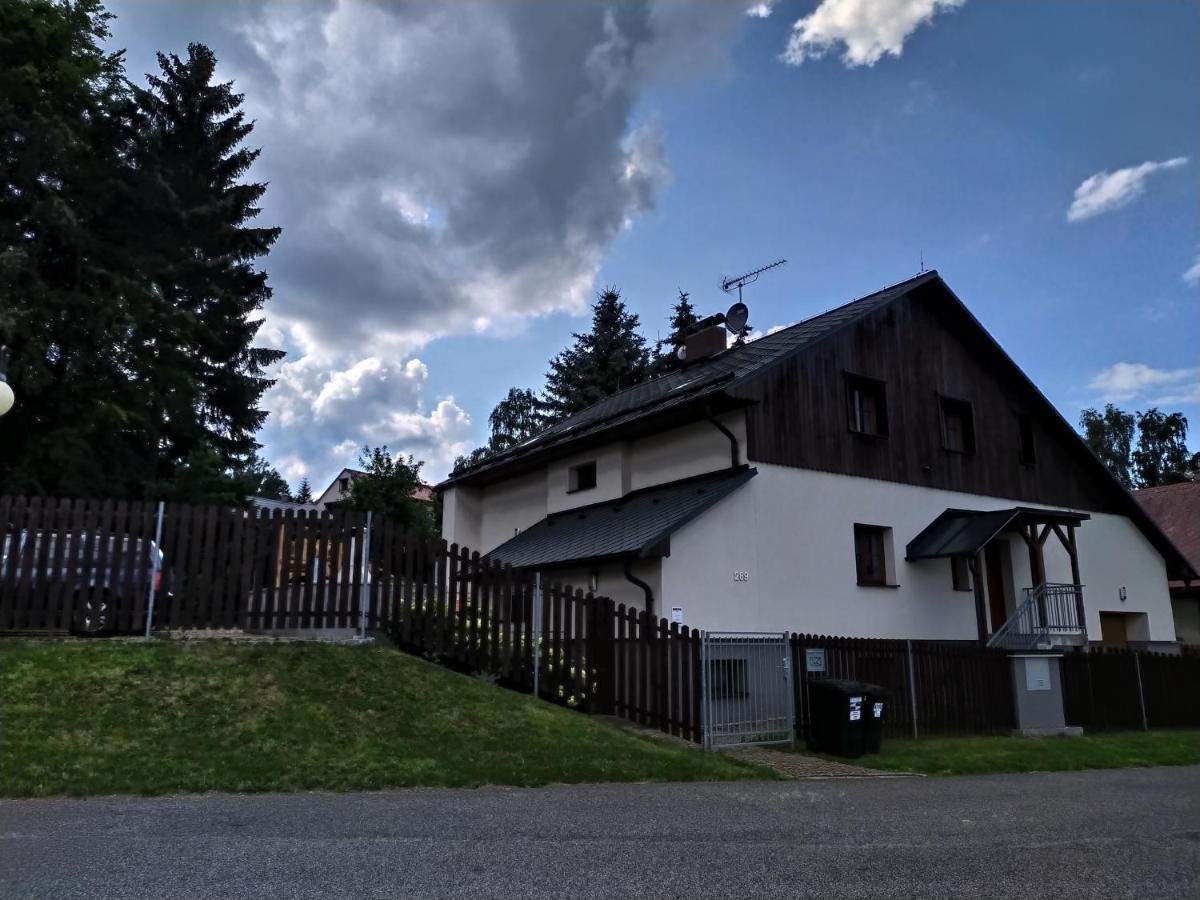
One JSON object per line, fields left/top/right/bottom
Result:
{"left": 624, "top": 556, "right": 655, "bottom": 619}
{"left": 707, "top": 413, "right": 740, "bottom": 469}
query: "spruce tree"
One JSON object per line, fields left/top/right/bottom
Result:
{"left": 0, "top": 0, "right": 140, "bottom": 495}
{"left": 653, "top": 290, "right": 701, "bottom": 375}
{"left": 294, "top": 477, "right": 314, "bottom": 504}
{"left": 129, "top": 43, "right": 283, "bottom": 489}
{"left": 543, "top": 287, "right": 650, "bottom": 420}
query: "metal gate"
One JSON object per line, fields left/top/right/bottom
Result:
{"left": 700, "top": 631, "right": 794, "bottom": 749}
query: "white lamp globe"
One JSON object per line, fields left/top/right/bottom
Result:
{"left": 0, "top": 380, "right": 13, "bottom": 417}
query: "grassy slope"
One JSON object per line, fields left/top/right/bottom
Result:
{"left": 860, "top": 732, "right": 1200, "bottom": 776}
{"left": 0, "top": 640, "right": 770, "bottom": 797}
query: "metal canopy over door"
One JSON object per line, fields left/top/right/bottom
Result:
{"left": 700, "top": 632, "right": 793, "bottom": 750}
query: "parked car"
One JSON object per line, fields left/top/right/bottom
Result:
{"left": 0, "top": 531, "right": 166, "bottom": 635}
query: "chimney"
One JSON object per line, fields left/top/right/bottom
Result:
{"left": 681, "top": 324, "right": 727, "bottom": 365}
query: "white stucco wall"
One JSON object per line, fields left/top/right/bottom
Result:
{"left": 659, "top": 464, "right": 1177, "bottom": 642}
{"left": 442, "top": 412, "right": 747, "bottom": 553}
{"left": 539, "top": 557, "right": 663, "bottom": 612}
{"left": 478, "top": 471, "right": 547, "bottom": 552}
{"left": 629, "top": 412, "right": 745, "bottom": 490}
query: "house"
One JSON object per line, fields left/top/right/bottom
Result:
{"left": 313, "top": 468, "right": 435, "bottom": 510}
{"left": 438, "top": 272, "right": 1195, "bottom": 650}
{"left": 1135, "top": 481, "right": 1200, "bottom": 645}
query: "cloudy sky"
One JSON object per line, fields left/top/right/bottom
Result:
{"left": 106, "top": 0, "right": 1200, "bottom": 488}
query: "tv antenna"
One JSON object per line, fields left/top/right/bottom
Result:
{"left": 721, "top": 258, "right": 787, "bottom": 305}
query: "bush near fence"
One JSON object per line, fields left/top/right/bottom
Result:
{"left": 5, "top": 496, "right": 1200, "bottom": 744}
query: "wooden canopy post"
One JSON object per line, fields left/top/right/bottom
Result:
{"left": 967, "top": 552, "right": 988, "bottom": 645}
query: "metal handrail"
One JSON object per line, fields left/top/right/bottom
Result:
{"left": 987, "top": 582, "right": 1085, "bottom": 650}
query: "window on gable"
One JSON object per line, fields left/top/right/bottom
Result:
{"left": 568, "top": 461, "right": 597, "bottom": 493}
{"left": 845, "top": 373, "right": 888, "bottom": 437}
{"left": 853, "top": 524, "right": 892, "bottom": 587}
{"left": 939, "top": 396, "right": 976, "bottom": 455}
{"left": 1018, "top": 414, "right": 1037, "bottom": 466}
{"left": 951, "top": 556, "right": 972, "bottom": 592}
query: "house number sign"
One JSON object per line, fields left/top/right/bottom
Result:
{"left": 805, "top": 649, "right": 826, "bottom": 673}
{"left": 733, "top": 571, "right": 750, "bottom": 582}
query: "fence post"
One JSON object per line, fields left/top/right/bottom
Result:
{"left": 356, "top": 511, "right": 373, "bottom": 642}
{"left": 1132, "top": 651, "right": 1149, "bottom": 731}
{"left": 143, "top": 501, "right": 166, "bottom": 640}
{"left": 906, "top": 639, "right": 919, "bottom": 740}
{"left": 532, "top": 572, "right": 543, "bottom": 699}
{"left": 699, "top": 630, "right": 710, "bottom": 750}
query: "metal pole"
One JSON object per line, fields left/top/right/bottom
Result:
{"left": 532, "top": 573, "right": 542, "bottom": 699}
{"left": 357, "top": 511, "right": 373, "bottom": 641}
{"left": 700, "top": 631, "right": 710, "bottom": 750}
{"left": 1132, "top": 652, "right": 1148, "bottom": 731}
{"left": 783, "top": 632, "right": 794, "bottom": 750}
{"left": 144, "top": 501, "right": 165, "bottom": 641}
{"left": 906, "top": 639, "right": 919, "bottom": 739}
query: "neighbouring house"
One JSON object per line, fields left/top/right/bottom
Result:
{"left": 1135, "top": 481, "right": 1200, "bottom": 645}
{"left": 438, "top": 272, "right": 1195, "bottom": 650}
{"left": 312, "top": 468, "right": 435, "bottom": 510}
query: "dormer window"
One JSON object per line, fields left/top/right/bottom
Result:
{"left": 568, "top": 461, "right": 597, "bottom": 493}
{"left": 339, "top": 477, "right": 350, "bottom": 493}
{"left": 845, "top": 373, "right": 888, "bottom": 437}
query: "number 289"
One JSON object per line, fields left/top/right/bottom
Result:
{"left": 733, "top": 571, "right": 750, "bottom": 582}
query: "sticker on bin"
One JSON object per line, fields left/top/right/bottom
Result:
{"left": 872, "top": 701, "right": 883, "bottom": 719}
{"left": 849, "top": 695, "right": 863, "bottom": 721}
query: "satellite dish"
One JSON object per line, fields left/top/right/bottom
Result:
{"left": 676, "top": 345, "right": 687, "bottom": 361}
{"left": 724, "top": 302, "right": 749, "bottom": 334}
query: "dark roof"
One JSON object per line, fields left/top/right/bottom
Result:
{"left": 441, "top": 271, "right": 940, "bottom": 488}
{"left": 906, "top": 507, "right": 1089, "bottom": 561}
{"left": 487, "top": 467, "right": 756, "bottom": 569}
{"left": 1135, "top": 482, "right": 1200, "bottom": 580}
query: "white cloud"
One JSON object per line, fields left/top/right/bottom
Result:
{"left": 782, "top": 0, "right": 966, "bottom": 67}
{"left": 1184, "top": 251, "right": 1200, "bottom": 287}
{"left": 1066, "top": 157, "right": 1189, "bottom": 223}
{"left": 108, "top": 2, "right": 750, "bottom": 484}
{"left": 1088, "top": 362, "right": 1200, "bottom": 403}
{"left": 746, "top": 2, "right": 778, "bottom": 18}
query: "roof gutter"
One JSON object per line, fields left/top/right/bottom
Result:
{"left": 624, "top": 556, "right": 655, "bottom": 619}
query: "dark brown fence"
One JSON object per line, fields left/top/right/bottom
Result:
{"left": 9, "top": 496, "right": 1196, "bottom": 745}
{"left": 789, "top": 634, "right": 1016, "bottom": 740}
{"left": 1062, "top": 648, "right": 1200, "bottom": 731}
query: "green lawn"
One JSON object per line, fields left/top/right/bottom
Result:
{"left": 857, "top": 731, "right": 1200, "bottom": 776}
{"left": 0, "top": 639, "right": 771, "bottom": 797}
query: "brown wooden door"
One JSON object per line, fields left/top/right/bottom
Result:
{"left": 985, "top": 543, "right": 1008, "bottom": 633}
{"left": 1099, "top": 613, "right": 1128, "bottom": 649}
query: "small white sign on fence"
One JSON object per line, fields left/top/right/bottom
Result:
{"left": 805, "top": 648, "right": 826, "bottom": 673}
{"left": 671, "top": 606, "right": 683, "bottom": 624}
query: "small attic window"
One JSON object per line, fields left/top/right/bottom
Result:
{"left": 568, "top": 461, "right": 597, "bottom": 493}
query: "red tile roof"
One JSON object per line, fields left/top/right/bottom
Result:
{"left": 1135, "top": 481, "right": 1200, "bottom": 581}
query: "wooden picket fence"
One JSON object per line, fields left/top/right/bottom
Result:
{"left": 7, "top": 496, "right": 1196, "bottom": 745}
{"left": 789, "top": 634, "right": 1016, "bottom": 739}
{"left": 1061, "top": 648, "right": 1200, "bottom": 731}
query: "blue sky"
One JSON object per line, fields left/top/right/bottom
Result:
{"left": 107, "top": 1, "right": 1199, "bottom": 485}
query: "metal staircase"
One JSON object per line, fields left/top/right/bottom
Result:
{"left": 987, "top": 583, "right": 1087, "bottom": 651}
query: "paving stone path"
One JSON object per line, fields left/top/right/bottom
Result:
{"left": 725, "top": 745, "right": 909, "bottom": 778}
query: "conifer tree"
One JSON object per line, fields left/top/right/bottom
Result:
{"left": 129, "top": 42, "right": 283, "bottom": 488}
{"left": 653, "top": 289, "right": 701, "bottom": 375}
{"left": 543, "top": 287, "right": 650, "bottom": 420}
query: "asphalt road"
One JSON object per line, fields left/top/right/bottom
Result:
{"left": 3, "top": 767, "right": 1198, "bottom": 899}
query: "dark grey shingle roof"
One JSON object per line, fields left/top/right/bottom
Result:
{"left": 487, "top": 467, "right": 757, "bottom": 569}
{"left": 442, "top": 271, "right": 941, "bottom": 487}
{"left": 905, "top": 507, "right": 1089, "bottom": 561}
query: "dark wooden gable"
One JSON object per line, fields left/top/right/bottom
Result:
{"left": 731, "top": 279, "right": 1121, "bottom": 513}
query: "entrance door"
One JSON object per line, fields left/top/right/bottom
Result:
{"left": 1099, "top": 613, "right": 1129, "bottom": 649}
{"left": 985, "top": 543, "right": 1010, "bottom": 633}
